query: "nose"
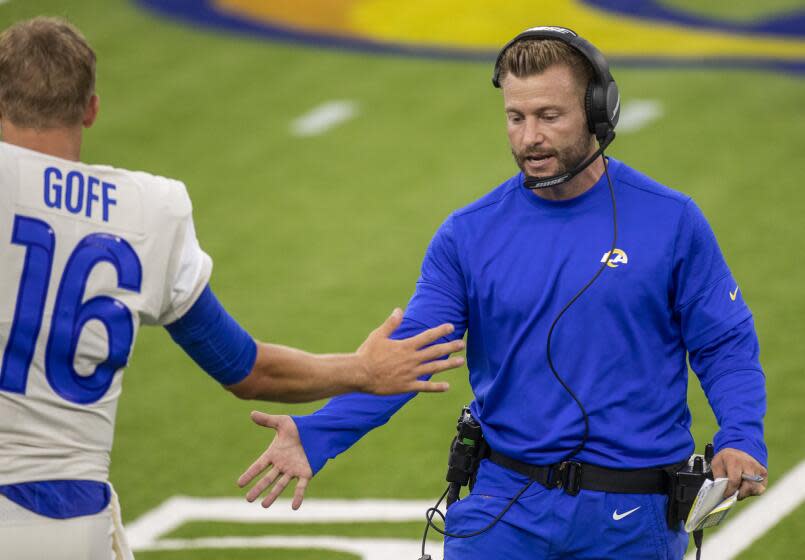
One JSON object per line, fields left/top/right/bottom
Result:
{"left": 522, "top": 117, "right": 545, "bottom": 147}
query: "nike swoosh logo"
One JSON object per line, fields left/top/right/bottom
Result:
{"left": 730, "top": 285, "right": 740, "bottom": 301}
{"left": 612, "top": 506, "right": 641, "bottom": 521}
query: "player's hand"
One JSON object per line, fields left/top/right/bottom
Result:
{"left": 355, "top": 308, "right": 465, "bottom": 395}
{"left": 711, "top": 447, "right": 768, "bottom": 500}
{"left": 238, "top": 412, "right": 312, "bottom": 510}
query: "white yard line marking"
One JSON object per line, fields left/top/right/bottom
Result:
{"left": 290, "top": 100, "right": 358, "bottom": 137}
{"left": 126, "top": 497, "right": 440, "bottom": 560}
{"left": 617, "top": 99, "right": 664, "bottom": 134}
{"left": 136, "top": 536, "right": 440, "bottom": 560}
{"left": 127, "top": 497, "right": 436, "bottom": 546}
{"left": 684, "top": 458, "right": 805, "bottom": 560}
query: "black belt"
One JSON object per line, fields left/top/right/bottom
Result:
{"left": 487, "top": 450, "right": 671, "bottom": 496}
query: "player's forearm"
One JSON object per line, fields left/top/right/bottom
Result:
{"left": 227, "top": 343, "right": 366, "bottom": 403}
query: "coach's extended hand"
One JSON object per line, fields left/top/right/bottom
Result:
{"left": 238, "top": 412, "right": 313, "bottom": 509}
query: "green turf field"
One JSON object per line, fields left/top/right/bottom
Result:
{"left": 2, "top": 1, "right": 804, "bottom": 558}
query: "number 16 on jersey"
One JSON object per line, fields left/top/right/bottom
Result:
{"left": 1, "top": 214, "right": 142, "bottom": 404}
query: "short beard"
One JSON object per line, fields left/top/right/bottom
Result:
{"left": 513, "top": 133, "right": 595, "bottom": 178}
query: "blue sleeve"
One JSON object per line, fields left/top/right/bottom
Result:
{"left": 164, "top": 285, "right": 257, "bottom": 386}
{"left": 673, "top": 200, "right": 767, "bottom": 466}
{"left": 672, "top": 199, "right": 752, "bottom": 349}
{"left": 293, "top": 217, "right": 468, "bottom": 474}
{"left": 689, "top": 317, "right": 767, "bottom": 467}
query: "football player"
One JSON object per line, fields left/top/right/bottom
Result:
{"left": 0, "top": 17, "right": 465, "bottom": 559}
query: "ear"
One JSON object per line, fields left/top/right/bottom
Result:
{"left": 82, "top": 94, "right": 99, "bottom": 128}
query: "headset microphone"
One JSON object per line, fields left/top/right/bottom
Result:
{"left": 524, "top": 130, "right": 615, "bottom": 189}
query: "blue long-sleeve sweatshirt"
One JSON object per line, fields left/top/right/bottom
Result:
{"left": 294, "top": 158, "right": 767, "bottom": 475}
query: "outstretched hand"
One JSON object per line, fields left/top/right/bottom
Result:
{"left": 238, "top": 411, "right": 312, "bottom": 509}
{"left": 356, "top": 308, "right": 465, "bottom": 395}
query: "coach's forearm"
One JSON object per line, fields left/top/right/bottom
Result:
{"left": 690, "top": 317, "right": 768, "bottom": 466}
{"left": 226, "top": 343, "right": 365, "bottom": 403}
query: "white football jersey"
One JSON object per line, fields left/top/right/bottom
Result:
{"left": 0, "top": 142, "right": 212, "bottom": 484}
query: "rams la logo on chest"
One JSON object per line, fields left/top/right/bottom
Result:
{"left": 601, "top": 249, "right": 629, "bottom": 268}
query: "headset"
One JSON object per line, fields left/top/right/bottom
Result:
{"left": 492, "top": 26, "right": 620, "bottom": 189}
{"left": 419, "top": 27, "right": 621, "bottom": 559}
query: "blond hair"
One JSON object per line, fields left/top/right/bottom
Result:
{"left": 497, "top": 39, "right": 593, "bottom": 103}
{"left": 0, "top": 17, "right": 96, "bottom": 128}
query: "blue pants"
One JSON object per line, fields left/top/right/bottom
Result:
{"left": 444, "top": 460, "right": 688, "bottom": 560}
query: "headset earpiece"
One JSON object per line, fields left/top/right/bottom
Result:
{"left": 585, "top": 83, "right": 596, "bottom": 135}
{"left": 588, "top": 81, "right": 616, "bottom": 142}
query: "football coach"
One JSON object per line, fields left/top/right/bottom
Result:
{"left": 241, "top": 26, "right": 768, "bottom": 559}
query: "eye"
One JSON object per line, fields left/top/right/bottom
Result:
{"left": 507, "top": 113, "right": 523, "bottom": 124}
{"left": 542, "top": 113, "right": 559, "bottom": 122}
